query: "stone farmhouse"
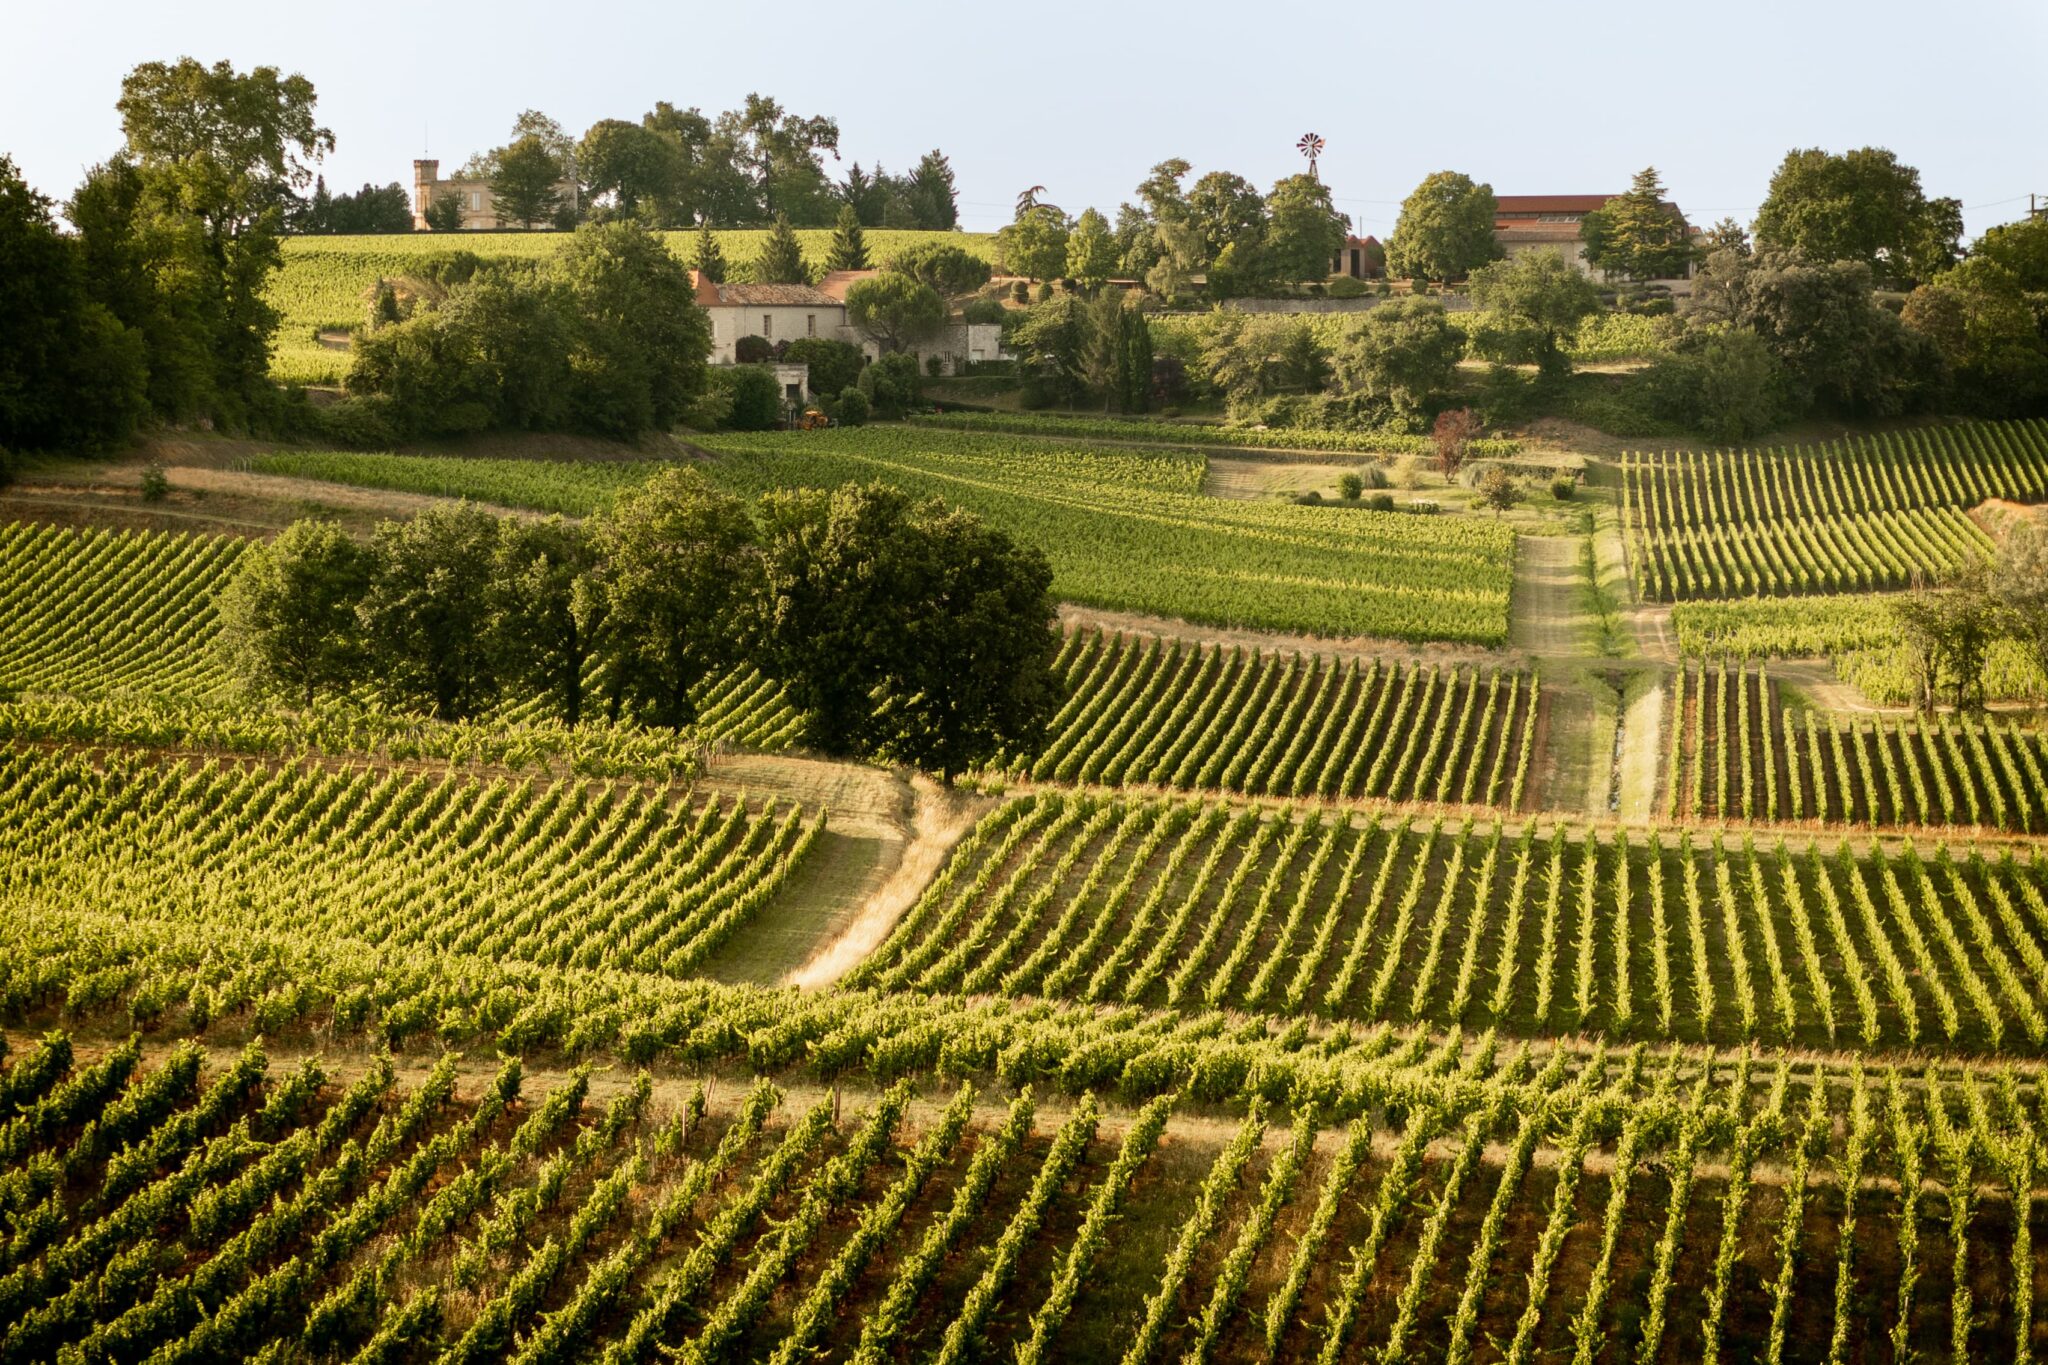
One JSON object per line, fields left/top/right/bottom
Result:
{"left": 1492, "top": 194, "right": 1698, "bottom": 285}
{"left": 694, "top": 269, "right": 1003, "bottom": 400}
{"left": 411, "top": 159, "right": 579, "bottom": 230}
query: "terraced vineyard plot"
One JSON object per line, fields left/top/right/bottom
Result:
{"left": 1621, "top": 419, "right": 2048, "bottom": 601}
{"left": 0, "top": 520, "right": 248, "bottom": 699}
{"left": 6, "top": 1030, "right": 2043, "bottom": 1363}
{"left": 1669, "top": 660, "right": 2048, "bottom": 832}
{"left": 0, "top": 747, "right": 822, "bottom": 979}
{"left": 859, "top": 792, "right": 2048, "bottom": 1053}
{"left": 1022, "top": 631, "right": 1538, "bottom": 808}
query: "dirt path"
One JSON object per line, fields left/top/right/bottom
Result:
{"left": 692, "top": 753, "right": 919, "bottom": 987}
{"left": 783, "top": 777, "right": 993, "bottom": 990}
{"left": 151, "top": 465, "right": 545, "bottom": 522}
{"left": 1508, "top": 535, "right": 1590, "bottom": 655}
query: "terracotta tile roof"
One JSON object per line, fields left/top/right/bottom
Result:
{"left": 815, "top": 269, "right": 880, "bottom": 302}
{"left": 687, "top": 271, "right": 841, "bottom": 307}
{"left": 1493, "top": 194, "right": 1618, "bottom": 216}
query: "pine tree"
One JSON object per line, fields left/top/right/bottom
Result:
{"left": 694, "top": 218, "right": 727, "bottom": 284}
{"left": 754, "top": 211, "right": 809, "bottom": 284}
{"left": 827, "top": 203, "right": 870, "bottom": 272}
{"left": 908, "top": 150, "right": 960, "bottom": 230}
{"left": 1581, "top": 167, "right": 1696, "bottom": 282}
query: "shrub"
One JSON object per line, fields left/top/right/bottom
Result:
{"left": 735, "top": 334, "right": 774, "bottom": 365}
{"left": 858, "top": 352, "right": 924, "bottom": 419}
{"left": 963, "top": 297, "right": 1007, "bottom": 325}
{"left": 926, "top": 354, "right": 945, "bottom": 378}
{"left": 1363, "top": 492, "right": 1395, "bottom": 511}
{"left": 1390, "top": 455, "right": 1426, "bottom": 489}
{"left": 1292, "top": 490, "right": 1324, "bottom": 505}
{"left": 836, "top": 386, "right": 869, "bottom": 426}
{"left": 1550, "top": 474, "right": 1579, "bottom": 500}
{"left": 1410, "top": 499, "right": 1441, "bottom": 515}
{"left": 139, "top": 460, "right": 169, "bottom": 503}
{"left": 780, "top": 338, "right": 864, "bottom": 399}
{"left": 718, "top": 365, "right": 784, "bottom": 431}
{"left": 1337, "top": 471, "right": 1364, "bottom": 500}
{"left": 1328, "top": 276, "right": 1368, "bottom": 299}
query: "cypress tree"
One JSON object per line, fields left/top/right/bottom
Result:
{"left": 694, "top": 218, "right": 727, "bottom": 284}
{"left": 826, "top": 203, "right": 870, "bottom": 272}
{"left": 754, "top": 212, "right": 809, "bottom": 284}
{"left": 1120, "top": 306, "right": 1153, "bottom": 413}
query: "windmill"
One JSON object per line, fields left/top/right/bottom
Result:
{"left": 1296, "top": 132, "right": 1326, "bottom": 182}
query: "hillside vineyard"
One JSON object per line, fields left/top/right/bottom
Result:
{"left": 7, "top": 412, "right": 2048, "bottom": 1362}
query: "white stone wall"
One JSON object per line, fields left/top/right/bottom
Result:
{"left": 709, "top": 305, "right": 846, "bottom": 361}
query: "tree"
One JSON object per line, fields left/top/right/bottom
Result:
{"left": 425, "top": 193, "right": 464, "bottom": 232}
{"left": 491, "top": 135, "right": 566, "bottom": 229}
{"left": 1465, "top": 249, "right": 1602, "bottom": 375}
{"left": 1329, "top": 299, "right": 1464, "bottom": 423}
{"left": 1901, "top": 258, "right": 2048, "bottom": 416}
{"left": 0, "top": 155, "right": 148, "bottom": 451}
{"left": 1994, "top": 525, "right": 2048, "bottom": 687}
{"left": 718, "top": 93, "right": 840, "bottom": 224}
{"left": 846, "top": 274, "right": 946, "bottom": 353}
{"left": 1065, "top": 209, "right": 1120, "bottom": 293}
{"left": 1186, "top": 172, "right": 1266, "bottom": 269}
{"left": 693, "top": 218, "right": 727, "bottom": 283}
{"left": 94, "top": 57, "right": 333, "bottom": 423}
{"left": 1579, "top": 168, "right": 1696, "bottom": 281}
{"left": 857, "top": 352, "right": 923, "bottom": 419}
{"left": 1754, "top": 146, "right": 1961, "bottom": 286}
{"left": 577, "top": 119, "right": 681, "bottom": 220}
{"left": 356, "top": 505, "right": 505, "bottom": 721}
{"left": 753, "top": 212, "right": 809, "bottom": 284}
{"left": 1386, "top": 172, "right": 1499, "bottom": 283}
{"left": 826, "top": 202, "right": 869, "bottom": 271}
{"left": 905, "top": 150, "right": 960, "bottom": 230}
{"left": 556, "top": 220, "right": 710, "bottom": 436}
{"left": 884, "top": 241, "right": 992, "bottom": 297}
{"left": 1475, "top": 466, "right": 1522, "bottom": 516}
{"left": 217, "top": 519, "right": 371, "bottom": 706}
{"left": 1701, "top": 217, "right": 1751, "bottom": 256}
{"left": 754, "top": 484, "right": 1061, "bottom": 778}
{"left": 721, "top": 364, "right": 785, "bottom": 430}
{"left": 589, "top": 467, "right": 761, "bottom": 727}
{"left": 1971, "top": 215, "right": 2048, "bottom": 293}
{"left": 1263, "top": 173, "right": 1349, "bottom": 284}
{"left": 1432, "top": 408, "right": 1482, "bottom": 479}
{"left": 491, "top": 517, "right": 599, "bottom": 726}
{"left": 1691, "top": 248, "right": 1942, "bottom": 416}
{"left": 781, "top": 338, "right": 864, "bottom": 398}
{"left": 1641, "top": 327, "right": 1787, "bottom": 442}
{"left": 998, "top": 205, "right": 1071, "bottom": 280}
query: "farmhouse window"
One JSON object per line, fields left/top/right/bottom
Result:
{"left": 762, "top": 314, "right": 773, "bottom": 338}
{"left": 806, "top": 314, "right": 816, "bottom": 337}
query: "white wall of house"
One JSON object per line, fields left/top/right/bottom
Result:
{"left": 707, "top": 305, "right": 846, "bottom": 361}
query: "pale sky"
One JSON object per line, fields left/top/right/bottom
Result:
{"left": 8, "top": 0, "right": 2045, "bottom": 241}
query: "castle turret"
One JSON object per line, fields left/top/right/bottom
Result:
{"left": 412, "top": 159, "right": 439, "bottom": 229}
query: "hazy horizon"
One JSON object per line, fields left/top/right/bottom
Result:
{"left": 10, "top": 0, "right": 2045, "bottom": 241}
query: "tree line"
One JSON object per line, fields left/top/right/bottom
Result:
{"left": 221, "top": 470, "right": 1062, "bottom": 782}
{"left": 415, "top": 100, "right": 959, "bottom": 234}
